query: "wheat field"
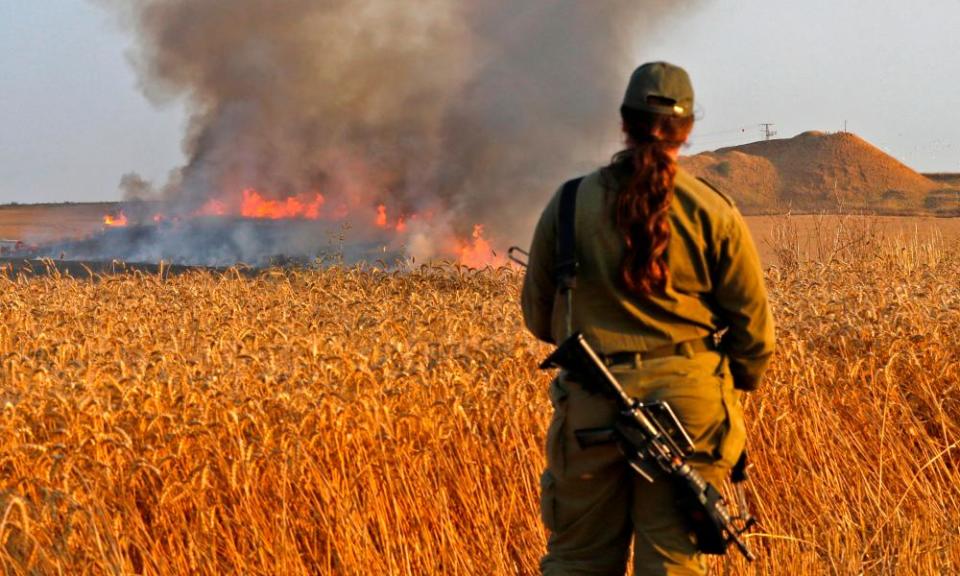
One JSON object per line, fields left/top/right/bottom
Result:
{"left": 1, "top": 222, "right": 959, "bottom": 575}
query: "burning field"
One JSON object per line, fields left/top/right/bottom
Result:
{"left": 35, "top": 194, "right": 499, "bottom": 268}
{"left": 19, "top": 0, "right": 655, "bottom": 269}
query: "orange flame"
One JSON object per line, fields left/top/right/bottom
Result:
{"left": 194, "top": 190, "right": 326, "bottom": 220}
{"left": 103, "top": 211, "right": 129, "bottom": 227}
{"left": 376, "top": 204, "right": 415, "bottom": 232}
{"left": 241, "top": 189, "right": 324, "bottom": 220}
{"left": 125, "top": 189, "right": 503, "bottom": 265}
{"left": 457, "top": 224, "right": 499, "bottom": 268}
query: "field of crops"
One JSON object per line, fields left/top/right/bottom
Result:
{"left": 1, "top": 225, "right": 959, "bottom": 574}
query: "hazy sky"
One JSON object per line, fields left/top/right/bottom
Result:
{"left": 1, "top": 1, "right": 959, "bottom": 204}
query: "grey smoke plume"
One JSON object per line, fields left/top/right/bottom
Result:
{"left": 99, "top": 0, "right": 691, "bottom": 259}
{"left": 119, "top": 172, "right": 154, "bottom": 201}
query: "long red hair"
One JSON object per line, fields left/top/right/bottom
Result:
{"left": 607, "top": 107, "right": 694, "bottom": 296}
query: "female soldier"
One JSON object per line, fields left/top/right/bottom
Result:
{"left": 521, "top": 62, "right": 775, "bottom": 575}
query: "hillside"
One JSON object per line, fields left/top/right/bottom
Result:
{"left": 682, "top": 131, "right": 959, "bottom": 214}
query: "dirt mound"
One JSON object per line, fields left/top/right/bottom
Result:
{"left": 681, "top": 131, "right": 951, "bottom": 213}
{"left": 681, "top": 151, "right": 780, "bottom": 211}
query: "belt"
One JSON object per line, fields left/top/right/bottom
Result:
{"left": 602, "top": 336, "right": 718, "bottom": 367}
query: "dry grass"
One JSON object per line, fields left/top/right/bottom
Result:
{"left": 1, "top": 225, "right": 959, "bottom": 574}
{"left": 744, "top": 214, "right": 960, "bottom": 267}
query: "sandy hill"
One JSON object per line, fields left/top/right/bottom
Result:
{"left": 681, "top": 131, "right": 958, "bottom": 214}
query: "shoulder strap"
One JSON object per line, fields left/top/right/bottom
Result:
{"left": 556, "top": 177, "right": 584, "bottom": 293}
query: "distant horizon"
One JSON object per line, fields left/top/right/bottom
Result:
{"left": 2, "top": 128, "right": 956, "bottom": 208}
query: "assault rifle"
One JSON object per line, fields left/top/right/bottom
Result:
{"left": 540, "top": 332, "right": 757, "bottom": 561}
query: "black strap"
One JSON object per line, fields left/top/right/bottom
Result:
{"left": 731, "top": 450, "right": 749, "bottom": 483}
{"left": 556, "top": 177, "right": 584, "bottom": 292}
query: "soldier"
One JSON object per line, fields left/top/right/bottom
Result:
{"left": 522, "top": 62, "right": 775, "bottom": 575}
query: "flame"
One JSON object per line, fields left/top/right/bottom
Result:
{"left": 103, "top": 211, "right": 129, "bottom": 227}
{"left": 457, "top": 224, "right": 500, "bottom": 268}
{"left": 193, "top": 190, "right": 326, "bottom": 220}
{"left": 241, "top": 189, "right": 324, "bottom": 220}
{"left": 106, "top": 189, "right": 502, "bottom": 265}
{"left": 376, "top": 204, "right": 413, "bottom": 232}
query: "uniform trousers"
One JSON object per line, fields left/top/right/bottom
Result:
{"left": 539, "top": 350, "right": 746, "bottom": 576}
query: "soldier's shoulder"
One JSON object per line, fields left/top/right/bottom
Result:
{"left": 694, "top": 175, "right": 737, "bottom": 208}
{"left": 674, "top": 168, "right": 738, "bottom": 213}
{"left": 540, "top": 170, "right": 603, "bottom": 223}
{"left": 580, "top": 168, "right": 607, "bottom": 189}
{"left": 552, "top": 169, "right": 604, "bottom": 197}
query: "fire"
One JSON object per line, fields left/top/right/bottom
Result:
{"left": 376, "top": 204, "right": 411, "bottom": 232}
{"left": 103, "top": 211, "right": 129, "bottom": 228}
{"left": 457, "top": 224, "right": 500, "bottom": 268}
{"left": 193, "top": 190, "right": 326, "bottom": 220}
{"left": 241, "top": 189, "right": 324, "bottom": 220}
{"left": 98, "top": 189, "right": 504, "bottom": 267}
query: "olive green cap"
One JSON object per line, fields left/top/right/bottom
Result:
{"left": 622, "top": 61, "right": 694, "bottom": 118}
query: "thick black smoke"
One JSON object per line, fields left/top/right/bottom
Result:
{"left": 99, "top": 0, "right": 692, "bottom": 260}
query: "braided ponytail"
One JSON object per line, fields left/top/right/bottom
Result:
{"left": 611, "top": 108, "right": 693, "bottom": 296}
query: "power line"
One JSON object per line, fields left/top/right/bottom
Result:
{"left": 692, "top": 126, "right": 754, "bottom": 138}
{"left": 692, "top": 134, "right": 755, "bottom": 144}
{"left": 689, "top": 135, "right": 756, "bottom": 148}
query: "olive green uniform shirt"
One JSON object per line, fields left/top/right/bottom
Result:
{"left": 521, "top": 167, "right": 775, "bottom": 391}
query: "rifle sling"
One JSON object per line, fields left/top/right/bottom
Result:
{"left": 731, "top": 449, "right": 749, "bottom": 484}
{"left": 556, "top": 176, "right": 584, "bottom": 292}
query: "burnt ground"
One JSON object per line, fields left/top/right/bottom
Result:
{"left": 2, "top": 214, "right": 406, "bottom": 269}
{"left": 0, "top": 258, "right": 231, "bottom": 279}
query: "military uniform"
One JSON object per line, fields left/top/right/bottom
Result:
{"left": 522, "top": 166, "right": 775, "bottom": 575}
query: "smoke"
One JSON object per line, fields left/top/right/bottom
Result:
{"left": 98, "top": 0, "right": 692, "bottom": 259}
{"left": 119, "top": 172, "right": 154, "bottom": 201}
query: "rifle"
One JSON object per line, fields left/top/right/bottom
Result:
{"left": 540, "top": 332, "right": 757, "bottom": 561}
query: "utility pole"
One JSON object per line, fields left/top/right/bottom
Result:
{"left": 759, "top": 123, "right": 777, "bottom": 141}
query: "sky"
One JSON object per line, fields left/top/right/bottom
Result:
{"left": 1, "top": 0, "right": 959, "bottom": 204}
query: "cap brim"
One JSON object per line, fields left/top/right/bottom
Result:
{"left": 621, "top": 102, "right": 692, "bottom": 118}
